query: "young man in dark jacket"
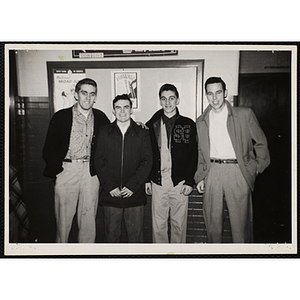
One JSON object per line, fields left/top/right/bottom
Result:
{"left": 43, "top": 78, "right": 110, "bottom": 243}
{"left": 145, "top": 84, "right": 198, "bottom": 243}
{"left": 95, "top": 94, "right": 152, "bottom": 243}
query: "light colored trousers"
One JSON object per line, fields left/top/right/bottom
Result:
{"left": 203, "top": 163, "right": 253, "bottom": 243}
{"left": 54, "top": 161, "right": 99, "bottom": 243}
{"left": 151, "top": 176, "right": 189, "bottom": 243}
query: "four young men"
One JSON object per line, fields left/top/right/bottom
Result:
{"left": 43, "top": 76, "right": 270, "bottom": 244}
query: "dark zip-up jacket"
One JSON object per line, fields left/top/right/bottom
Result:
{"left": 43, "top": 106, "right": 110, "bottom": 178}
{"left": 146, "top": 108, "right": 198, "bottom": 187}
{"left": 94, "top": 119, "right": 153, "bottom": 208}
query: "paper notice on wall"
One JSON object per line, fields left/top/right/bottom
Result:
{"left": 53, "top": 69, "right": 86, "bottom": 112}
{"left": 114, "top": 72, "right": 139, "bottom": 109}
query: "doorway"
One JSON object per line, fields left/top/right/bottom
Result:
{"left": 238, "top": 73, "right": 291, "bottom": 243}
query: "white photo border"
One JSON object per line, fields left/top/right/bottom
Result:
{"left": 4, "top": 42, "right": 298, "bottom": 256}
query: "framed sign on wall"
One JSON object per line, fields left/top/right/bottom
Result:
{"left": 113, "top": 71, "right": 140, "bottom": 110}
{"left": 52, "top": 69, "right": 86, "bottom": 113}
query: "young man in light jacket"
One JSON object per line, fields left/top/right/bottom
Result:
{"left": 194, "top": 77, "right": 270, "bottom": 243}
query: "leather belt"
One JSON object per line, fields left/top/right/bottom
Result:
{"left": 63, "top": 158, "right": 90, "bottom": 163}
{"left": 210, "top": 158, "right": 238, "bottom": 164}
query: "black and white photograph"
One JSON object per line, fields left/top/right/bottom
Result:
{"left": 4, "top": 43, "right": 297, "bottom": 256}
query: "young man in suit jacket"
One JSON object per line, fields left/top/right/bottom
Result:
{"left": 194, "top": 77, "right": 270, "bottom": 243}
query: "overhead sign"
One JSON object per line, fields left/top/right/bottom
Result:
{"left": 72, "top": 50, "right": 178, "bottom": 58}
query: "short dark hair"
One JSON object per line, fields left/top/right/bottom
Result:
{"left": 75, "top": 78, "right": 97, "bottom": 93}
{"left": 205, "top": 77, "right": 226, "bottom": 93}
{"left": 159, "top": 83, "right": 179, "bottom": 98}
{"left": 113, "top": 94, "right": 132, "bottom": 109}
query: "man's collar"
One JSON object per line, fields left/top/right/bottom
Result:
{"left": 113, "top": 118, "right": 138, "bottom": 133}
{"left": 202, "top": 100, "right": 233, "bottom": 121}
{"left": 73, "top": 103, "right": 92, "bottom": 118}
{"left": 162, "top": 108, "right": 179, "bottom": 123}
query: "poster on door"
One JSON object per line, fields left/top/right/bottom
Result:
{"left": 53, "top": 69, "right": 86, "bottom": 112}
{"left": 113, "top": 71, "right": 139, "bottom": 110}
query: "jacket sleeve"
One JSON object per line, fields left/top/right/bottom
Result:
{"left": 184, "top": 121, "right": 198, "bottom": 187}
{"left": 42, "top": 113, "right": 65, "bottom": 178}
{"left": 145, "top": 120, "right": 156, "bottom": 183}
{"left": 247, "top": 108, "right": 271, "bottom": 174}
{"left": 94, "top": 128, "right": 119, "bottom": 193}
{"left": 194, "top": 125, "right": 203, "bottom": 184}
{"left": 124, "top": 130, "right": 153, "bottom": 193}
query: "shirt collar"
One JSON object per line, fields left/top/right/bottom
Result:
{"left": 73, "top": 103, "right": 93, "bottom": 119}
{"left": 162, "top": 110, "right": 178, "bottom": 124}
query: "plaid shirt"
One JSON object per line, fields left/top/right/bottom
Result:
{"left": 65, "top": 104, "right": 94, "bottom": 160}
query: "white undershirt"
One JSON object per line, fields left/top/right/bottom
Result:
{"left": 209, "top": 105, "right": 236, "bottom": 159}
{"left": 117, "top": 121, "right": 130, "bottom": 136}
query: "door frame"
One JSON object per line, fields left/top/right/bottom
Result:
{"left": 47, "top": 59, "right": 204, "bottom": 120}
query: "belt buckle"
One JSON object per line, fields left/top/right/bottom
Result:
{"left": 78, "top": 159, "right": 89, "bottom": 162}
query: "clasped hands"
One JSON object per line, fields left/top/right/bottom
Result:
{"left": 109, "top": 187, "right": 133, "bottom": 198}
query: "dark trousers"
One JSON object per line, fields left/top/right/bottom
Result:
{"left": 102, "top": 205, "right": 144, "bottom": 243}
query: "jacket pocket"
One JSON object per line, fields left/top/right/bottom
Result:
{"left": 243, "top": 155, "right": 257, "bottom": 178}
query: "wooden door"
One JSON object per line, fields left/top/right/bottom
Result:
{"left": 238, "top": 73, "right": 291, "bottom": 243}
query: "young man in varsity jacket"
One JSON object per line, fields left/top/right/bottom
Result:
{"left": 145, "top": 84, "right": 198, "bottom": 243}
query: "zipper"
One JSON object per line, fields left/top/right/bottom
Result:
{"left": 120, "top": 134, "right": 124, "bottom": 190}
